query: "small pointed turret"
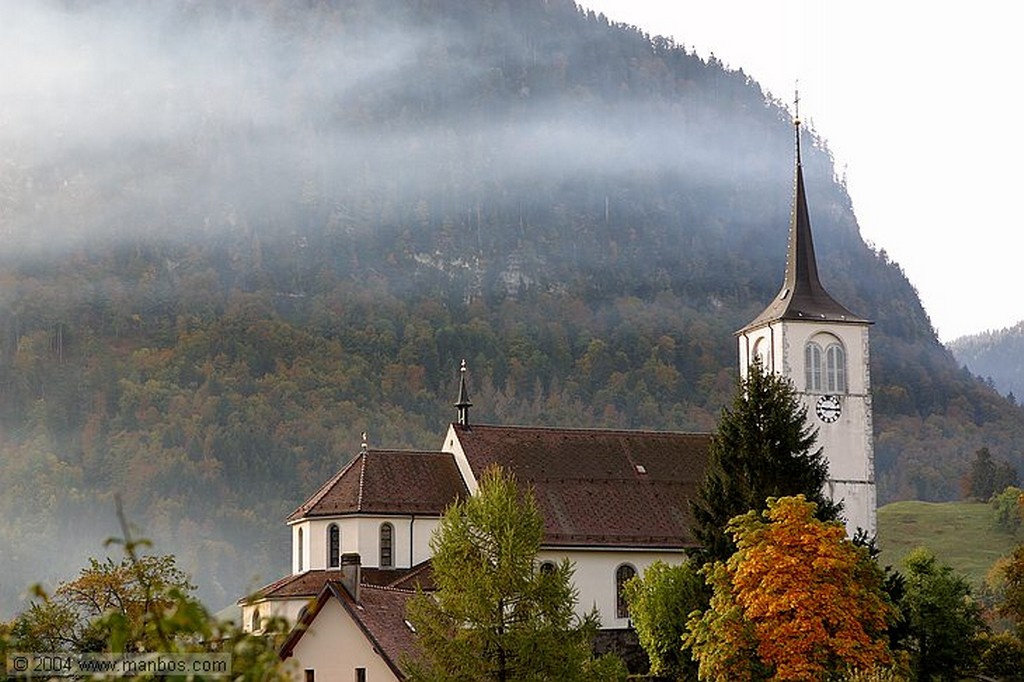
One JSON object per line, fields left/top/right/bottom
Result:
{"left": 739, "top": 112, "right": 867, "bottom": 332}
{"left": 454, "top": 360, "right": 472, "bottom": 427}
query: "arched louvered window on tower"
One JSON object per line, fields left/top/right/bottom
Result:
{"left": 805, "top": 341, "right": 823, "bottom": 392}
{"left": 297, "top": 528, "right": 304, "bottom": 572}
{"left": 805, "top": 337, "right": 847, "bottom": 394}
{"left": 825, "top": 343, "right": 847, "bottom": 393}
{"left": 327, "top": 524, "right": 340, "bottom": 569}
{"left": 379, "top": 522, "right": 394, "bottom": 568}
{"left": 251, "top": 607, "right": 261, "bottom": 633}
{"left": 615, "top": 564, "right": 637, "bottom": 619}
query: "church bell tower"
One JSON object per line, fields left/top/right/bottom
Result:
{"left": 736, "top": 111, "right": 876, "bottom": 537}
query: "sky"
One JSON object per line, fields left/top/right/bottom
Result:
{"left": 581, "top": 1, "right": 1023, "bottom": 342}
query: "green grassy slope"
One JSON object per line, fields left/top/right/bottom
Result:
{"left": 876, "top": 500, "right": 1018, "bottom": 588}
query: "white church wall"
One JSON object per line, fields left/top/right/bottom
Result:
{"left": 537, "top": 548, "right": 687, "bottom": 629}
{"left": 442, "top": 424, "right": 479, "bottom": 494}
{"left": 288, "top": 515, "right": 441, "bottom": 572}
{"left": 242, "top": 598, "right": 311, "bottom": 634}
{"left": 352, "top": 515, "right": 441, "bottom": 569}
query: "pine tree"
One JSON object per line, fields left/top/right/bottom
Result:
{"left": 691, "top": 358, "right": 841, "bottom": 563}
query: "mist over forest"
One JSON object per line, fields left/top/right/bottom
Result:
{"left": 1, "top": 0, "right": 1021, "bottom": 615}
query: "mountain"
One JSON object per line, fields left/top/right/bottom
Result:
{"left": 1, "top": 0, "right": 1023, "bottom": 614}
{"left": 948, "top": 321, "right": 1024, "bottom": 402}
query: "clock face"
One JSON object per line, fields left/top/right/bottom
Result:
{"left": 815, "top": 395, "right": 842, "bottom": 423}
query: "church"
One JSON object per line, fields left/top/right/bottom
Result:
{"left": 240, "top": 122, "right": 877, "bottom": 681}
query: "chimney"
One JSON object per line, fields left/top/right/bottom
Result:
{"left": 340, "top": 553, "right": 361, "bottom": 603}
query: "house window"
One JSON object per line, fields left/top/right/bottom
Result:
{"left": 805, "top": 338, "right": 847, "bottom": 393}
{"left": 328, "top": 524, "right": 340, "bottom": 569}
{"left": 251, "top": 607, "right": 261, "bottom": 633}
{"left": 355, "top": 668, "right": 366, "bottom": 682}
{"left": 615, "top": 564, "right": 636, "bottom": 619}
{"left": 298, "top": 528, "right": 304, "bottom": 572}
{"left": 305, "top": 670, "right": 315, "bottom": 682}
{"left": 380, "top": 522, "right": 394, "bottom": 568}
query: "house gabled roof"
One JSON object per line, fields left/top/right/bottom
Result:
{"left": 279, "top": 581, "right": 419, "bottom": 680}
{"left": 451, "top": 424, "right": 711, "bottom": 549}
{"left": 739, "top": 123, "right": 869, "bottom": 333}
{"left": 244, "top": 562, "right": 436, "bottom": 603}
{"left": 287, "top": 449, "right": 468, "bottom": 522}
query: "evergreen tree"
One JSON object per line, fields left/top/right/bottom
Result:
{"left": 964, "top": 447, "right": 1019, "bottom": 501}
{"left": 404, "top": 466, "right": 625, "bottom": 682}
{"left": 897, "top": 548, "right": 986, "bottom": 682}
{"left": 691, "top": 358, "right": 841, "bottom": 563}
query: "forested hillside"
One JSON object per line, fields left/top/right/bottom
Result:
{"left": 949, "top": 322, "right": 1024, "bottom": 402}
{"left": 1, "top": 0, "right": 1022, "bottom": 613}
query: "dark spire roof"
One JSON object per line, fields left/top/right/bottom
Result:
{"left": 739, "top": 118, "right": 868, "bottom": 333}
{"left": 454, "top": 359, "right": 472, "bottom": 426}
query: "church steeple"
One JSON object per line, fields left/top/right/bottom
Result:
{"left": 739, "top": 112, "right": 867, "bottom": 333}
{"left": 454, "top": 360, "right": 472, "bottom": 427}
{"left": 735, "top": 97, "right": 877, "bottom": 537}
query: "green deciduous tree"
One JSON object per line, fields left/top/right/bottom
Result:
{"left": 4, "top": 553, "right": 195, "bottom": 653}
{"left": 896, "top": 547, "right": 986, "bottom": 682}
{"left": 1, "top": 509, "right": 289, "bottom": 680}
{"left": 404, "top": 466, "right": 625, "bottom": 682}
{"left": 691, "top": 358, "right": 841, "bottom": 563}
{"left": 977, "top": 632, "right": 1024, "bottom": 682}
{"left": 991, "top": 485, "right": 1024, "bottom": 535}
{"left": 622, "top": 560, "right": 708, "bottom": 680}
{"left": 686, "top": 496, "right": 894, "bottom": 682}
{"left": 998, "top": 543, "right": 1024, "bottom": 635}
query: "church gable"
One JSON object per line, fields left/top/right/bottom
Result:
{"left": 449, "top": 424, "right": 711, "bottom": 548}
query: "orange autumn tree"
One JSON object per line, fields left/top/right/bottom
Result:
{"left": 687, "top": 496, "right": 895, "bottom": 681}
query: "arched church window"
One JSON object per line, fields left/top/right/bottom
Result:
{"left": 752, "top": 337, "right": 770, "bottom": 367}
{"left": 539, "top": 561, "right": 556, "bottom": 575}
{"left": 380, "top": 522, "right": 394, "bottom": 568}
{"left": 328, "top": 524, "right": 340, "bottom": 569}
{"left": 615, "top": 564, "right": 636, "bottom": 619}
{"left": 251, "top": 607, "right": 261, "bottom": 632}
{"left": 297, "top": 528, "right": 304, "bottom": 572}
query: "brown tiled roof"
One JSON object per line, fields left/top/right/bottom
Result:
{"left": 244, "top": 570, "right": 342, "bottom": 601}
{"left": 279, "top": 582, "right": 419, "bottom": 679}
{"left": 287, "top": 449, "right": 467, "bottom": 522}
{"left": 452, "top": 424, "right": 711, "bottom": 548}
{"left": 380, "top": 561, "right": 436, "bottom": 591}
{"left": 245, "top": 562, "right": 435, "bottom": 602}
